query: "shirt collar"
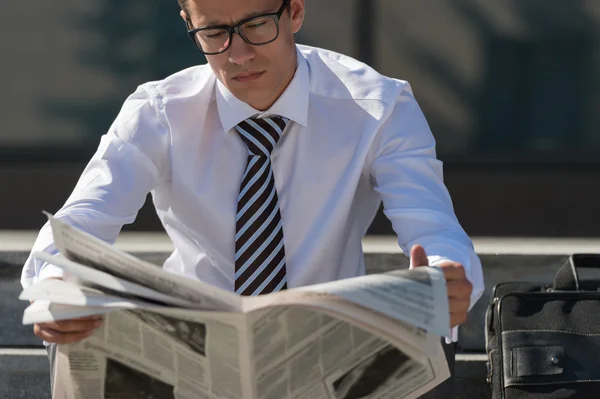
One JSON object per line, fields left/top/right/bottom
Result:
{"left": 216, "top": 46, "right": 310, "bottom": 133}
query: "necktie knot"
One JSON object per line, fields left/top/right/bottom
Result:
{"left": 235, "top": 116, "right": 289, "bottom": 156}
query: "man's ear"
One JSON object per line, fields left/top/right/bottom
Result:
{"left": 180, "top": 9, "right": 188, "bottom": 23}
{"left": 289, "top": 0, "right": 305, "bottom": 34}
{"left": 181, "top": 10, "right": 194, "bottom": 30}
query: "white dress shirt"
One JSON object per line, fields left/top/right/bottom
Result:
{"left": 22, "top": 45, "right": 484, "bottom": 326}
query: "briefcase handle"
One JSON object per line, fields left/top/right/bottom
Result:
{"left": 553, "top": 254, "right": 600, "bottom": 291}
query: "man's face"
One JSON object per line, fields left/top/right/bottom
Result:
{"left": 182, "top": 0, "right": 305, "bottom": 111}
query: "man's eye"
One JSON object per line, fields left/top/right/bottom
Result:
{"left": 246, "top": 21, "right": 266, "bottom": 29}
{"left": 203, "top": 31, "right": 226, "bottom": 39}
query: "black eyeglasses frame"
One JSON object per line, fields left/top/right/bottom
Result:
{"left": 186, "top": 0, "right": 290, "bottom": 55}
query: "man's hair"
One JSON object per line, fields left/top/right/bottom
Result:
{"left": 178, "top": 0, "right": 291, "bottom": 15}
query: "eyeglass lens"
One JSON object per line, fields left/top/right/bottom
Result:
{"left": 193, "top": 17, "right": 279, "bottom": 54}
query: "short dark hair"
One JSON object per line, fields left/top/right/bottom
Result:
{"left": 178, "top": 0, "right": 291, "bottom": 15}
{"left": 178, "top": 0, "right": 189, "bottom": 15}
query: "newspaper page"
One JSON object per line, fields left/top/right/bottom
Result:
{"left": 23, "top": 300, "right": 114, "bottom": 326}
{"left": 296, "top": 266, "right": 450, "bottom": 339}
{"left": 25, "top": 268, "right": 451, "bottom": 399}
{"left": 33, "top": 215, "right": 455, "bottom": 399}
{"left": 45, "top": 304, "right": 447, "bottom": 399}
{"left": 236, "top": 266, "right": 452, "bottom": 399}
{"left": 24, "top": 297, "right": 447, "bottom": 399}
{"left": 246, "top": 307, "right": 431, "bottom": 399}
{"left": 244, "top": 266, "right": 450, "bottom": 355}
{"left": 51, "top": 309, "right": 251, "bottom": 399}
{"left": 245, "top": 302, "right": 448, "bottom": 399}
{"left": 32, "top": 252, "right": 198, "bottom": 309}
{"left": 20, "top": 279, "right": 159, "bottom": 310}
{"left": 46, "top": 214, "right": 241, "bottom": 312}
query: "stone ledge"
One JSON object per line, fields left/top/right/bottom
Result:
{"left": 4, "top": 232, "right": 600, "bottom": 254}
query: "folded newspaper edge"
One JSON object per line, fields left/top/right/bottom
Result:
{"left": 23, "top": 213, "right": 452, "bottom": 399}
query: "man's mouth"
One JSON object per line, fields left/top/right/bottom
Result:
{"left": 232, "top": 71, "right": 265, "bottom": 83}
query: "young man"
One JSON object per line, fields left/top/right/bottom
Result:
{"left": 22, "top": 0, "right": 483, "bottom": 397}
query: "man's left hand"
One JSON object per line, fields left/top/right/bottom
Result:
{"left": 410, "top": 244, "right": 473, "bottom": 328}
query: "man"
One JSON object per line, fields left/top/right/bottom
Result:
{"left": 22, "top": 0, "right": 484, "bottom": 397}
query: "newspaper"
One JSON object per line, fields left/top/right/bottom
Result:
{"left": 21, "top": 215, "right": 453, "bottom": 399}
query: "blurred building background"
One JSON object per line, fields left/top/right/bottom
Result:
{"left": 1, "top": 0, "right": 599, "bottom": 237}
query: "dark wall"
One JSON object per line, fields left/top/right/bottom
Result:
{"left": 3, "top": 163, "right": 599, "bottom": 237}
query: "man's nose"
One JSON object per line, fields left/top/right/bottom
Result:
{"left": 228, "top": 33, "right": 255, "bottom": 65}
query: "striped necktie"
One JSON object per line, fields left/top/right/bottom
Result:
{"left": 234, "top": 116, "right": 289, "bottom": 296}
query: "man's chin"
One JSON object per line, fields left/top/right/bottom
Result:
{"left": 230, "top": 88, "right": 271, "bottom": 109}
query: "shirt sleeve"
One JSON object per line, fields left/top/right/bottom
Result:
{"left": 21, "top": 84, "right": 170, "bottom": 289}
{"left": 369, "top": 82, "right": 484, "bottom": 312}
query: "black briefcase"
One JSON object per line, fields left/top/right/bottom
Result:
{"left": 485, "top": 254, "right": 600, "bottom": 399}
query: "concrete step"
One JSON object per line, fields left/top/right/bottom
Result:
{"left": 454, "top": 354, "right": 491, "bottom": 398}
{"left": 0, "top": 349, "right": 50, "bottom": 399}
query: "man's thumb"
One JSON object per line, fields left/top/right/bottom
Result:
{"left": 410, "top": 245, "right": 429, "bottom": 268}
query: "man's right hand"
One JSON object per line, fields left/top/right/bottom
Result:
{"left": 34, "top": 316, "right": 104, "bottom": 344}
{"left": 31, "top": 278, "right": 104, "bottom": 344}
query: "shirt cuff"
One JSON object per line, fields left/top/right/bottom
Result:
{"left": 447, "top": 327, "right": 458, "bottom": 343}
{"left": 427, "top": 256, "right": 453, "bottom": 268}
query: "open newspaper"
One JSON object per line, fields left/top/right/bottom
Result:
{"left": 21, "top": 215, "right": 452, "bottom": 399}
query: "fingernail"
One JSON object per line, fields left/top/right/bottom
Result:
{"left": 94, "top": 320, "right": 103, "bottom": 328}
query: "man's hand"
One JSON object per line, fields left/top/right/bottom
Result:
{"left": 410, "top": 245, "right": 473, "bottom": 328}
{"left": 34, "top": 316, "right": 104, "bottom": 344}
{"left": 31, "top": 277, "right": 104, "bottom": 344}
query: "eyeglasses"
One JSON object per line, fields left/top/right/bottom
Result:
{"left": 186, "top": 0, "right": 289, "bottom": 55}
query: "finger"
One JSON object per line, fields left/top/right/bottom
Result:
{"left": 446, "top": 279, "right": 473, "bottom": 298}
{"left": 448, "top": 297, "right": 470, "bottom": 315}
{"left": 34, "top": 324, "right": 95, "bottom": 345}
{"left": 410, "top": 245, "right": 429, "bottom": 268}
{"left": 440, "top": 263, "right": 467, "bottom": 280}
{"left": 450, "top": 311, "right": 469, "bottom": 328}
{"left": 76, "top": 315, "right": 104, "bottom": 321}
{"left": 42, "top": 318, "right": 103, "bottom": 333}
